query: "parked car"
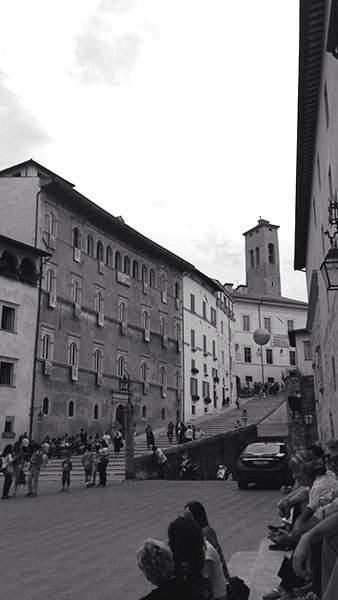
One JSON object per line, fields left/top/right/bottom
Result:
{"left": 235, "top": 441, "right": 294, "bottom": 489}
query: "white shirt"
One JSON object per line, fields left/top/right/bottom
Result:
{"left": 204, "top": 540, "right": 227, "bottom": 599}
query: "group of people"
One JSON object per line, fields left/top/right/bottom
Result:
{"left": 137, "top": 500, "right": 243, "bottom": 600}
{"left": 263, "top": 441, "right": 338, "bottom": 600}
{"left": 0, "top": 428, "right": 127, "bottom": 498}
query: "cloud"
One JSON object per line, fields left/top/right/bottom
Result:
{"left": 73, "top": 3, "right": 143, "bottom": 85}
{"left": 0, "top": 70, "right": 50, "bottom": 165}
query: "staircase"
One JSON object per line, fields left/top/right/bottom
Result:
{"left": 37, "top": 395, "right": 287, "bottom": 482}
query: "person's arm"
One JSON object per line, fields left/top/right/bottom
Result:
{"left": 293, "top": 512, "right": 338, "bottom": 578}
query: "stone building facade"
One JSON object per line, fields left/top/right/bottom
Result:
{"left": 182, "top": 271, "right": 235, "bottom": 421}
{"left": 0, "top": 235, "right": 49, "bottom": 448}
{"left": 0, "top": 160, "right": 193, "bottom": 440}
{"left": 294, "top": 0, "right": 338, "bottom": 442}
{"left": 225, "top": 218, "right": 308, "bottom": 390}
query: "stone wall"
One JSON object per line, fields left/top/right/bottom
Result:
{"left": 284, "top": 374, "right": 318, "bottom": 449}
{"left": 134, "top": 425, "right": 257, "bottom": 480}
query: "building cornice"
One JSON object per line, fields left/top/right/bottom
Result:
{"left": 294, "top": 0, "right": 326, "bottom": 270}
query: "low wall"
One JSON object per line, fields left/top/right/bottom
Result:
{"left": 134, "top": 425, "right": 257, "bottom": 480}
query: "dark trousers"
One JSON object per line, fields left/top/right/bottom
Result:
{"left": 167, "top": 431, "right": 173, "bottom": 442}
{"left": 98, "top": 462, "right": 107, "bottom": 486}
{"left": 2, "top": 473, "right": 13, "bottom": 497}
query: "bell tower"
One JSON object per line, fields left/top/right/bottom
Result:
{"left": 243, "top": 218, "right": 281, "bottom": 297}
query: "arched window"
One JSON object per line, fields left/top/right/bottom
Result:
{"left": 42, "top": 396, "right": 49, "bottom": 415}
{"left": 124, "top": 255, "right": 130, "bottom": 275}
{"left": 95, "top": 290, "right": 103, "bottom": 313}
{"left": 96, "top": 240, "right": 104, "bottom": 262}
{"left": 142, "top": 405, "right": 147, "bottom": 419}
{"left": 268, "top": 243, "right": 275, "bottom": 264}
{"left": 142, "top": 310, "right": 149, "bottom": 330}
{"left": 0, "top": 251, "right": 18, "bottom": 278}
{"left": 119, "top": 301, "right": 127, "bottom": 323}
{"left": 255, "top": 247, "right": 260, "bottom": 265}
{"left": 149, "top": 269, "right": 156, "bottom": 287}
{"left": 19, "top": 258, "right": 36, "bottom": 285}
{"left": 159, "top": 274, "right": 166, "bottom": 292}
{"left": 141, "top": 362, "right": 148, "bottom": 382}
{"left": 115, "top": 251, "right": 122, "bottom": 271}
{"left": 68, "top": 400, "right": 74, "bottom": 418}
{"left": 93, "top": 349, "right": 102, "bottom": 372}
{"left": 141, "top": 265, "right": 148, "bottom": 283}
{"left": 87, "top": 235, "right": 94, "bottom": 256}
{"left": 159, "top": 367, "right": 166, "bottom": 386}
{"left": 117, "top": 355, "right": 125, "bottom": 377}
{"left": 105, "top": 245, "right": 113, "bottom": 266}
{"left": 174, "top": 322, "right": 181, "bottom": 341}
{"left": 132, "top": 260, "right": 139, "bottom": 279}
{"left": 42, "top": 334, "right": 51, "bottom": 359}
{"left": 46, "top": 269, "right": 55, "bottom": 293}
{"left": 68, "top": 342, "right": 78, "bottom": 366}
{"left": 161, "top": 408, "right": 165, "bottom": 420}
{"left": 73, "top": 227, "right": 80, "bottom": 249}
{"left": 72, "top": 280, "right": 81, "bottom": 304}
{"left": 93, "top": 404, "right": 99, "bottom": 420}
{"left": 48, "top": 212, "right": 57, "bottom": 235}
{"left": 159, "top": 316, "right": 167, "bottom": 337}
{"left": 250, "top": 249, "right": 254, "bottom": 268}
{"left": 174, "top": 370, "right": 180, "bottom": 389}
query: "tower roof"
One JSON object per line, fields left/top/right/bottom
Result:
{"left": 242, "top": 218, "right": 279, "bottom": 237}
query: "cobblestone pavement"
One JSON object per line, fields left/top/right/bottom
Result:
{"left": 0, "top": 479, "right": 280, "bottom": 600}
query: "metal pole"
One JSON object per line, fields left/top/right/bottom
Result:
{"left": 124, "top": 373, "right": 135, "bottom": 480}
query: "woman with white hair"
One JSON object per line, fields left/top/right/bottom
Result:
{"left": 136, "top": 538, "right": 200, "bottom": 599}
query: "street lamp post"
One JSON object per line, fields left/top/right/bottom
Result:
{"left": 119, "top": 370, "right": 135, "bottom": 480}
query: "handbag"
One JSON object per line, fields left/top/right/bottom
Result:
{"left": 226, "top": 576, "right": 250, "bottom": 600}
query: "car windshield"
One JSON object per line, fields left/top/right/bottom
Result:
{"left": 243, "top": 443, "right": 283, "bottom": 455}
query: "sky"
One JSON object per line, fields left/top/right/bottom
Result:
{"left": 0, "top": 0, "right": 307, "bottom": 301}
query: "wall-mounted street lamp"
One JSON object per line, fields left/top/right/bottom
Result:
{"left": 320, "top": 194, "right": 338, "bottom": 290}
{"left": 37, "top": 410, "right": 44, "bottom": 421}
{"left": 119, "top": 370, "right": 135, "bottom": 480}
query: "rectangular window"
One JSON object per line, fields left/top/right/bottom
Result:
{"left": 266, "top": 349, "right": 273, "bottom": 364}
{"left": 191, "top": 329, "right": 196, "bottom": 350}
{"left": 303, "top": 341, "right": 312, "bottom": 361}
{"left": 4, "top": 416, "right": 14, "bottom": 433}
{"left": 203, "top": 335, "right": 207, "bottom": 355}
{"left": 287, "top": 320, "right": 294, "bottom": 331}
{"left": 190, "top": 294, "right": 195, "bottom": 312}
{"left": 221, "top": 320, "right": 224, "bottom": 334}
{"left": 212, "top": 340, "right": 217, "bottom": 359}
{"left": 1, "top": 305, "right": 16, "bottom": 332}
{"left": 0, "top": 361, "right": 14, "bottom": 385}
{"left": 210, "top": 307, "right": 216, "bottom": 326}
{"left": 190, "top": 377, "right": 198, "bottom": 396}
{"left": 191, "top": 405, "right": 196, "bottom": 416}
{"left": 289, "top": 350, "right": 296, "bottom": 366}
{"left": 264, "top": 317, "right": 271, "bottom": 333}
{"left": 203, "top": 363, "right": 208, "bottom": 375}
{"left": 221, "top": 350, "right": 225, "bottom": 365}
{"left": 202, "top": 381, "right": 210, "bottom": 398}
{"left": 243, "top": 315, "right": 250, "bottom": 331}
{"left": 202, "top": 301, "right": 207, "bottom": 318}
{"left": 244, "top": 347, "right": 252, "bottom": 363}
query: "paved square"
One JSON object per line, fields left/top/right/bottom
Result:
{"left": 1, "top": 479, "right": 280, "bottom": 600}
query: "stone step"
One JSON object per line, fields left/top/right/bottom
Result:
{"left": 37, "top": 395, "right": 287, "bottom": 481}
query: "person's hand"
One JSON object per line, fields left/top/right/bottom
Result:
{"left": 292, "top": 536, "right": 312, "bottom": 578}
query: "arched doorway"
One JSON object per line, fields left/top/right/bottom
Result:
{"left": 115, "top": 404, "right": 125, "bottom": 437}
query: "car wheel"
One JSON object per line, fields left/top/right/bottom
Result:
{"left": 237, "top": 479, "right": 249, "bottom": 489}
